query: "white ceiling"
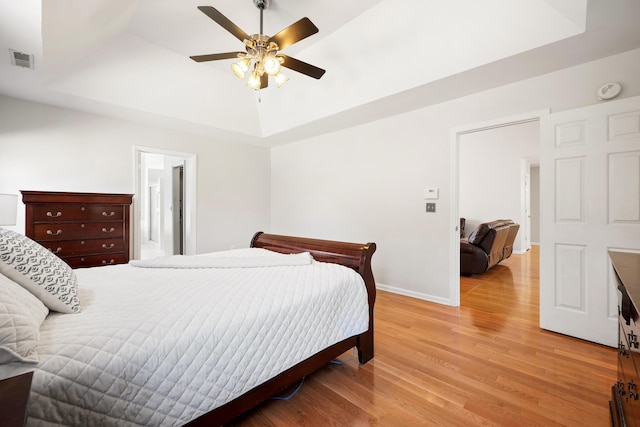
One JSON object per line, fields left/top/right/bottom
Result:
{"left": 1, "top": 0, "right": 639, "bottom": 147}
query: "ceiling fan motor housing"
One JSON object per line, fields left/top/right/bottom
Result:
{"left": 254, "top": 0, "right": 268, "bottom": 10}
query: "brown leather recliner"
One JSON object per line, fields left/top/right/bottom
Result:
{"left": 501, "top": 221, "right": 520, "bottom": 259}
{"left": 460, "top": 219, "right": 518, "bottom": 276}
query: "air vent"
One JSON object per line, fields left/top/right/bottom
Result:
{"left": 9, "top": 49, "right": 34, "bottom": 69}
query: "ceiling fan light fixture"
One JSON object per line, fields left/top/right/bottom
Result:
{"left": 231, "top": 58, "right": 251, "bottom": 78}
{"left": 246, "top": 70, "right": 262, "bottom": 90}
{"left": 263, "top": 56, "right": 281, "bottom": 75}
{"left": 274, "top": 71, "right": 288, "bottom": 88}
{"left": 190, "top": 3, "right": 325, "bottom": 91}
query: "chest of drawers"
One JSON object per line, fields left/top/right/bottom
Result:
{"left": 610, "top": 251, "right": 640, "bottom": 426}
{"left": 21, "top": 191, "right": 133, "bottom": 268}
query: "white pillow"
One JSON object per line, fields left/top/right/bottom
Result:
{"left": 0, "top": 228, "right": 80, "bottom": 314}
{"left": 0, "top": 273, "right": 49, "bottom": 364}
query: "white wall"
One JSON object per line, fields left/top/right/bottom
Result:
{"left": 271, "top": 48, "right": 640, "bottom": 305}
{"left": 459, "top": 121, "right": 539, "bottom": 253}
{"left": 0, "top": 95, "right": 271, "bottom": 252}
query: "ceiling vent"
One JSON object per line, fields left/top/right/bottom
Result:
{"left": 9, "top": 49, "right": 34, "bottom": 69}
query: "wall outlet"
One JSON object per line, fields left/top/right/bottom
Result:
{"left": 426, "top": 202, "right": 436, "bottom": 213}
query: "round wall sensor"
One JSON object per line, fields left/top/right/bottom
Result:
{"left": 597, "top": 82, "right": 622, "bottom": 100}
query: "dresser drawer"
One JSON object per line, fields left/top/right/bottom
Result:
{"left": 64, "top": 253, "right": 128, "bottom": 269}
{"left": 40, "top": 238, "right": 124, "bottom": 257}
{"left": 621, "top": 323, "right": 639, "bottom": 380}
{"left": 31, "top": 205, "right": 124, "bottom": 222}
{"left": 33, "top": 223, "right": 124, "bottom": 241}
{"left": 616, "top": 358, "right": 640, "bottom": 426}
{"left": 622, "top": 319, "right": 640, "bottom": 380}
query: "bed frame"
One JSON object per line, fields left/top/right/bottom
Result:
{"left": 186, "top": 232, "right": 377, "bottom": 426}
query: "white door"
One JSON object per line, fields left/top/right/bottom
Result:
{"left": 540, "top": 95, "right": 640, "bottom": 347}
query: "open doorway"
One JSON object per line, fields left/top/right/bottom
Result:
{"left": 458, "top": 121, "right": 539, "bottom": 253}
{"left": 134, "top": 147, "right": 197, "bottom": 260}
{"left": 449, "top": 110, "right": 548, "bottom": 306}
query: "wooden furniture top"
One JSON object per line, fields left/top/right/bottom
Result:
{"left": 21, "top": 191, "right": 133, "bottom": 205}
{"left": 610, "top": 251, "right": 640, "bottom": 306}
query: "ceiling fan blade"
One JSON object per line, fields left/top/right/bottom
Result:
{"left": 260, "top": 73, "right": 268, "bottom": 89}
{"left": 269, "top": 17, "right": 318, "bottom": 50}
{"left": 197, "top": 6, "right": 250, "bottom": 42}
{"left": 190, "top": 52, "right": 244, "bottom": 62}
{"left": 279, "top": 54, "right": 325, "bottom": 79}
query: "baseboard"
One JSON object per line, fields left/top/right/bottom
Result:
{"left": 376, "top": 282, "right": 452, "bottom": 306}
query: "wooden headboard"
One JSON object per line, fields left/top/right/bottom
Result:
{"left": 251, "top": 231, "right": 376, "bottom": 279}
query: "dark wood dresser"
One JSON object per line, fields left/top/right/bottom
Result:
{"left": 610, "top": 250, "right": 640, "bottom": 426}
{"left": 21, "top": 191, "right": 133, "bottom": 269}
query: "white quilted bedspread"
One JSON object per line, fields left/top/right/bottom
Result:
{"left": 0, "top": 249, "right": 369, "bottom": 426}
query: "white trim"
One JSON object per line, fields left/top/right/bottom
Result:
{"left": 449, "top": 109, "right": 550, "bottom": 307}
{"left": 376, "top": 283, "right": 452, "bottom": 306}
{"left": 133, "top": 146, "right": 197, "bottom": 259}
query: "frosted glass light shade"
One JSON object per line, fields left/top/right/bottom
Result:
{"left": 263, "top": 57, "right": 280, "bottom": 75}
{"left": 231, "top": 58, "right": 250, "bottom": 79}
{"left": 246, "top": 71, "right": 261, "bottom": 90}
{"left": 274, "top": 72, "right": 288, "bottom": 88}
{"left": 0, "top": 194, "right": 18, "bottom": 226}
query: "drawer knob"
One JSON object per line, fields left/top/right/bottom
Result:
{"left": 102, "top": 243, "right": 115, "bottom": 249}
{"left": 102, "top": 259, "right": 115, "bottom": 265}
{"left": 46, "top": 229, "right": 62, "bottom": 236}
{"left": 618, "top": 380, "right": 626, "bottom": 396}
{"left": 102, "top": 211, "right": 115, "bottom": 217}
{"left": 619, "top": 342, "right": 629, "bottom": 356}
{"left": 628, "top": 331, "right": 639, "bottom": 349}
{"left": 46, "top": 211, "right": 62, "bottom": 218}
{"left": 101, "top": 227, "right": 116, "bottom": 233}
{"left": 49, "top": 247, "right": 62, "bottom": 254}
{"left": 629, "top": 380, "right": 639, "bottom": 401}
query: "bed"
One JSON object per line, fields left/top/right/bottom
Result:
{"left": 0, "top": 230, "right": 376, "bottom": 426}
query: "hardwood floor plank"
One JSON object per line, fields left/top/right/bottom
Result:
{"left": 229, "top": 246, "right": 616, "bottom": 426}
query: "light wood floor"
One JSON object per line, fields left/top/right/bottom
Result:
{"left": 230, "top": 246, "right": 617, "bottom": 426}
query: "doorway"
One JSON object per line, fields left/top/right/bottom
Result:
{"left": 449, "top": 109, "right": 549, "bottom": 306}
{"left": 134, "top": 147, "right": 197, "bottom": 260}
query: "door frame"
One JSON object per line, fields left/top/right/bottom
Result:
{"left": 449, "top": 109, "right": 549, "bottom": 306}
{"left": 133, "top": 146, "right": 197, "bottom": 260}
{"left": 171, "top": 163, "right": 185, "bottom": 255}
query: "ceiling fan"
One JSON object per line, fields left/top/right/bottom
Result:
{"left": 190, "top": 0, "right": 326, "bottom": 90}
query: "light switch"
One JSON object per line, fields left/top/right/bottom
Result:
{"left": 424, "top": 188, "right": 439, "bottom": 199}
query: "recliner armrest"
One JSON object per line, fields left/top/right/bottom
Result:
{"left": 460, "top": 240, "right": 481, "bottom": 255}
{"left": 460, "top": 240, "right": 489, "bottom": 276}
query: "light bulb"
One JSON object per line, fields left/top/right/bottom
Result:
{"left": 274, "top": 72, "right": 288, "bottom": 88}
{"left": 246, "top": 71, "right": 262, "bottom": 90}
{"left": 263, "top": 56, "right": 281, "bottom": 75}
{"left": 231, "top": 58, "right": 250, "bottom": 79}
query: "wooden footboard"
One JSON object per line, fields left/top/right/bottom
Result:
{"left": 185, "top": 232, "right": 377, "bottom": 427}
